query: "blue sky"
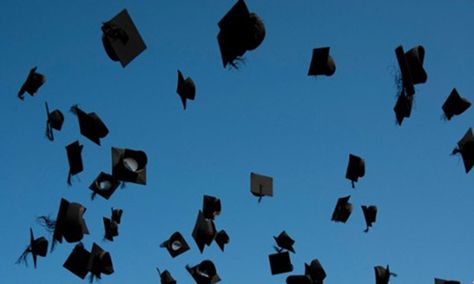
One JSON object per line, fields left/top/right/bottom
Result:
{"left": 1, "top": 0, "right": 474, "bottom": 283}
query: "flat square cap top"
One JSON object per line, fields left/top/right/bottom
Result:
{"left": 186, "top": 260, "right": 221, "bottom": 284}
{"left": 160, "top": 231, "right": 190, "bottom": 258}
{"left": 269, "top": 251, "right": 293, "bottom": 275}
{"left": 66, "top": 141, "right": 84, "bottom": 176}
{"left": 89, "top": 172, "right": 121, "bottom": 200}
{"left": 250, "top": 172, "right": 273, "bottom": 198}
{"left": 345, "top": 154, "right": 365, "bottom": 188}
{"left": 274, "top": 231, "right": 295, "bottom": 253}
{"left": 18, "top": 66, "right": 46, "bottom": 100}
{"left": 307, "top": 47, "right": 336, "bottom": 76}
{"left": 442, "top": 88, "right": 471, "bottom": 120}
{"left": 331, "top": 195, "right": 353, "bottom": 223}
{"left": 71, "top": 105, "right": 109, "bottom": 145}
{"left": 112, "top": 147, "right": 147, "bottom": 185}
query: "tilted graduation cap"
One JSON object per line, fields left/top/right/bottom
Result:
{"left": 269, "top": 251, "right": 293, "bottom": 275}
{"left": 186, "top": 260, "right": 221, "bottom": 284}
{"left": 442, "top": 88, "right": 471, "bottom": 120}
{"left": 45, "top": 102, "right": 64, "bottom": 141}
{"left": 112, "top": 147, "right": 147, "bottom": 185}
{"left": 362, "top": 205, "right": 377, "bottom": 232}
{"left": 452, "top": 128, "right": 474, "bottom": 173}
{"left": 395, "top": 45, "right": 427, "bottom": 96}
{"left": 16, "top": 228, "right": 48, "bottom": 268}
{"left": 111, "top": 208, "right": 123, "bottom": 224}
{"left": 274, "top": 231, "right": 295, "bottom": 253}
{"left": 393, "top": 90, "right": 413, "bottom": 125}
{"left": 160, "top": 232, "right": 190, "bottom": 258}
{"left": 103, "top": 217, "right": 118, "bottom": 241}
{"left": 203, "top": 195, "right": 221, "bottom": 220}
{"left": 217, "top": 0, "right": 265, "bottom": 68}
{"left": 374, "top": 265, "right": 397, "bottom": 284}
{"left": 250, "top": 172, "right": 273, "bottom": 202}
{"left": 192, "top": 211, "right": 216, "bottom": 253}
{"left": 18, "top": 66, "right": 46, "bottom": 100}
{"left": 346, "top": 154, "right": 365, "bottom": 188}
{"left": 286, "top": 275, "right": 312, "bottom": 284}
{"left": 101, "top": 9, "right": 146, "bottom": 67}
{"left": 215, "top": 230, "right": 230, "bottom": 252}
{"left": 305, "top": 259, "right": 327, "bottom": 284}
{"left": 307, "top": 47, "right": 336, "bottom": 77}
{"left": 157, "top": 268, "right": 177, "bottom": 284}
{"left": 434, "top": 278, "right": 460, "bottom": 284}
{"left": 71, "top": 105, "right": 109, "bottom": 145}
{"left": 331, "top": 195, "right": 353, "bottom": 223}
{"left": 177, "top": 70, "right": 196, "bottom": 110}
{"left": 89, "top": 172, "right": 121, "bottom": 200}
{"left": 63, "top": 243, "right": 114, "bottom": 281}
{"left": 66, "top": 141, "right": 84, "bottom": 185}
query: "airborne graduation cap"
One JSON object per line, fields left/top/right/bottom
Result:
{"left": 269, "top": 250, "right": 293, "bottom": 275}
{"left": 442, "top": 88, "right": 471, "bottom": 120}
{"left": 160, "top": 232, "right": 190, "bottom": 258}
{"left": 346, "top": 154, "right": 365, "bottom": 188}
{"left": 362, "top": 205, "right": 377, "bottom": 232}
{"left": 101, "top": 9, "right": 146, "bottom": 67}
{"left": 203, "top": 195, "right": 221, "bottom": 220}
{"left": 71, "top": 105, "right": 109, "bottom": 145}
{"left": 103, "top": 208, "right": 122, "bottom": 241}
{"left": 286, "top": 275, "right": 312, "bottom": 284}
{"left": 217, "top": 0, "right": 265, "bottom": 68}
{"left": 18, "top": 66, "right": 46, "bottom": 100}
{"left": 434, "top": 278, "right": 460, "bottom": 284}
{"left": 307, "top": 47, "right": 336, "bottom": 77}
{"left": 331, "top": 195, "right": 352, "bottom": 223}
{"left": 305, "top": 259, "right": 327, "bottom": 283}
{"left": 395, "top": 45, "right": 427, "bottom": 96}
{"left": 177, "top": 70, "right": 196, "bottom": 110}
{"left": 374, "top": 265, "right": 397, "bottom": 284}
{"left": 250, "top": 172, "right": 273, "bottom": 202}
{"left": 89, "top": 172, "right": 121, "bottom": 200}
{"left": 215, "top": 230, "right": 230, "bottom": 251}
{"left": 16, "top": 228, "right": 48, "bottom": 268}
{"left": 66, "top": 141, "right": 84, "bottom": 185}
{"left": 45, "top": 102, "right": 64, "bottom": 141}
{"left": 157, "top": 268, "right": 177, "bottom": 284}
{"left": 393, "top": 90, "right": 413, "bottom": 125}
{"left": 452, "top": 128, "right": 474, "bottom": 173}
{"left": 274, "top": 231, "right": 295, "bottom": 253}
{"left": 192, "top": 210, "right": 216, "bottom": 253}
{"left": 112, "top": 147, "right": 147, "bottom": 184}
{"left": 186, "top": 260, "right": 221, "bottom": 284}
{"left": 63, "top": 243, "right": 114, "bottom": 281}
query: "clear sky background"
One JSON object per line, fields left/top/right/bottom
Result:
{"left": 1, "top": 0, "right": 474, "bottom": 283}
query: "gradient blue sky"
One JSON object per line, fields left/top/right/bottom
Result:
{"left": 2, "top": 0, "right": 474, "bottom": 283}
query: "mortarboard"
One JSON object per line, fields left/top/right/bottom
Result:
{"left": 112, "top": 147, "right": 147, "bottom": 185}
{"left": 186, "top": 260, "right": 221, "bottom": 284}
{"left": 250, "top": 172, "right": 273, "bottom": 202}
{"left": 63, "top": 243, "right": 114, "bottom": 281}
{"left": 393, "top": 90, "right": 413, "bottom": 125}
{"left": 274, "top": 231, "right": 295, "bottom": 253}
{"left": 305, "top": 259, "right": 326, "bottom": 283}
{"left": 89, "top": 243, "right": 114, "bottom": 281}
{"left": 89, "top": 172, "right": 121, "bottom": 200}
{"left": 71, "top": 105, "right": 109, "bottom": 145}
{"left": 103, "top": 217, "right": 119, "bottom": 241}
{"left": 346, "top": 154, "right": 365, "bottom": 188}
{"left": 286, "top": 275, "right": 312, "bottom": 284}
{"left": 395, "top": 45, "right": 427, "bottom": 96}
{"left": 45, "top": 102, "right": 64, "bottom": 141}
{"left": 361, "top": 205, "right": 377, "bottom": 232}
{"left": 269, "top": 251, "right": 293, "bottom": 275}
{"left": 160, "top": 232, "right": 190, "bottom": 258}
{"left": 101, "top": 9, "right": 146, "bottom": 67}
{"left": 18, "top": 66, "right": 46, "bottom": 100}
{"left": 192, "top": 210, "right": 216, "bottom": 253}
{"left": 157, "top": 268, "right": 177, "bottom": 284}
{"left": 63, "top": 243, "right": 90, "bottom": 279}
{"left": 215, "top": 230, "right": 230, "bottom": 252}
{"left": 217, "top": 0, "right": 265, "bottom": 68}
{"left": 331, "top": 195, "right": 352, "bottom": 223}
{"left": 452, "top": 128, "right": 474, "bottom": 173}
{"left": 16, "top": 228, "right": 48, "bottom": 269}
{"left": 66, "top": 141, "right": 84, "bottom": 185}
{"left": 434, "top": 278, "right": 460, "bottom": 284}
{"left": 442, "top": 88, "right": 471, "bottom": 120}
{"left": 307, "top": 47, "right": 336, "bottom": 77}
{"left": 177, "top": 70, "right": 196, "bottom": 110}
{"left": 203, "top": 195, "right": 221, "bottom": 220}
{"left": 374, "top": 265, "right": 397, "bottom": 284}
{"left": 111, "top": 208, "right": 123, "bottom": 224}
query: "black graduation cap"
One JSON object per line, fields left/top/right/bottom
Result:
{"left": 346, "top": 154, "right": 365, "bottom": 188}
{"left": 66, "top": 141, "right": 84, "bottom": 185}
{"left": 63, "top": 243, "right": 90, "bottom": 279}
{"left": 18, "top": 66, "right": 46, "bottom": 100}
{"left": 160, "top": 232, "right": 190, "bottom": 258}
{"left": 45, "top": 102, "right": 64, "bottom": 141}
{"left": 305, "top": 259, "right": 327, "bottom": 283}
{"left": 274, "top": 231, "right": 295, "bottom": 253}
{"left": 89, "top": 243, "right": 114, "bottom": 281}
{"left": 442, "top": 88, "right": 471, "bottom": 120}
{"left": 63, "top": 243, "right": 114, "bottom": 281}
{"left": 101, "top": 9, "right": 147, "bottom": 67}
{"left": 103, "top": 217, "right": 118, "bottom": 241}
{"left": 361, "top": 205, "right": 377, "bottom": 232}
{"left": 111, "top": 147, "right": 147, "bottom": 185}
{"left": 177, "top": 70, "right": 196, "bottom": 110}
{"left": 203, "top": 195, "right": 221, "bottom": 220}
{"left": 393, "top": 90, "right": 413, "bottom": 126}
{"left": 250, "top": 172, "right": 273, "bottom": 202}
{"left": 307, "top": 47, "right": 336, "bottom": 77}
{"left": 89, "top": 172, "right": 121, "bottom": 200}
{"left": 434, "top": 278, "right": 460, "bottom": 284}
{"left": 111, "top": 208, "right": 123, "bottom": 224}
{"left": 16, "top": 228, "right": 48, "bottom": 268}
{"left": 269, "top": 251, "right": 293, "bottom": 275}
{"left": 286, "top": 275, "right": 312, "bottom": 284}
{"left": 157, "top": 268, "right": 177, "bottom": 284}
{"left": 71, "top": 105, "right": 109, "bottom": 146}
{"left": 452, "top": 128, "right": 474, "bottom": 173}
{"left": 217, "top": 0, "right": 265, "bottom": 68}
{"left": 192, "top": 211, "right": 216, "bottom": 253}
{"left": 186, "top": 260, "right": 221, "bottom": 284}
{"left": 374, "top": 265, "right": 397, "bottom": 284}
{"left": 331, "top": 195, "right": 353, "bottom": 223}
{"left": 395, "top": 45, "right": 427, "bottom": 96}
{"left": 215, "top": 230, "right": 230, "bottom": 252}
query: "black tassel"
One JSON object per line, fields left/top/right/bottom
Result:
{"left": 15, "top": 246, "right": 31, "bottom": 266}
{"left": 363, "top": 227, "right": 369, "bottom": 233}
{"left": 67, "top": 172, "right": 72, "bottom": 186}
{"left": 351, "top": 181, "right": 355, "bottom": 189}
{"left": 37, "top": 216, "right": 56, "bottom": 233}
{"left": 451, "top": 148, "right": 460, "bottom": 155}
{"left": 91, "top": 191, "right": 97, "bottom": 200}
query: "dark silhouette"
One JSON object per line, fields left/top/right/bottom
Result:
{"left": 191, "top": 210, "right": 216, "bottom": 253}
{"left": 65, "top": 141, "right": 84, "bottom": 185}
{"left": 89, "top": 172, "right": 121, "bottom": 200}
{"left": 250, "top": 172, "right": 273, "bottom": 202}
{"left": 331, "top": 196, "right": 352, "bottom": 223}
{"left": 452, "top": 128, "right": 474, "bottom": 173}
{"left": 71, "top": 105, "right": 109, "bottom": 146}
{"left": 111, "top": 147, "right": 148, "bottom": 185}
{"left": 16, "top": 228, "right": 48, "bottom": 268}
{"left": 103, "top": 208, "right": 122, "bottom": 241}
{"left": 157, "top": 268, "right": 177, "bottom": 284}
{"left": 18, "top": 67, "right": 46, "bottom": 100}
{"left": 442, "top": 88, "right": 471, "bottom": 120}
{"left": 45, "top": 102, "right": 64, "bottom": 141}
{"left": 434, "top": 278, "right": 461, "bottom": 284}
{"left": 186, "top": 260, "right": 221, "bottom": 284}
{"left": 361, "top": 205, "right": 377, "bottom": 232}
{"left": 273, "top": 231, "right": 295, "bottom": 253}
{"left": 307, "top": 47, "right": 336, "bottom": 77}
{"left": 345, "top": 154, "right": 365, "bottom": 188}
{"left": 374, "top": 265, "right": 397, "bottom": 284}
{"left": 269, "top": 250, "right": 293, "bottom": 275}
{"left": 63, "top": 243, "right": 114, "bottom": 282}
{"left": 215, "top": 230, "right": 230, "bottom": 252}
{"left": 160, "top": 232, "right": 190, "bottom": 258}
{"left": 393, "top": 90, "right": 413, "bottom": 125}
{"left": 202, "top": 195, "right": 221, "bottom": 220}
{"left": 177, "top": 70, "right": 196, "bottom": 110}
{"left": 394, "top": 45, "right": 427, "bottom": 97}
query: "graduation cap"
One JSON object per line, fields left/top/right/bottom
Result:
{"left": 452, "top": 128, "right": 474, "bottom": 173}
{"left": 269, "top": 251, "right": 293, "bottom": 275}
{"left": 250, "top": 172, "right": 273, "bottom": 202}
{"left": 89, "top": 172, "right": 121, "bottom": 200}
{"left": 66, "top": 141, "right": 84, "bottom": 185}
{"left": 101, "top": 9, "right": 146, "bottom": 67}
{"left": 203, "top": 195, "right": 221, "bottom": 220}
{"left": 346, "top": 154, "right": 365, "bottom": 188}
{"left": 393, "top": 90, "right": 413, "bottom": 125}
{"left": 286, "top": 275, "right": 312, "bottom": 284}
{"left": 71, "top": 105, "right": 109, "bottom": 145}
{"left": 274, "top": 231, "right": 295, "bottom": 253}
{"left": 307, "top": 47, "right": 336, "bottom": 77}
{"left": 16, "top": 228, "right": 48, "bottom": 268}
{"left": 395, "top": 45, "right": 427, "bottom": 96}
{"left": 18, "top": 66, "right": 46, "bottom": 100}
{"left": 192, "top": 211, "right": 216, "bottom": 253}
{"left": 442, "top": 88, "right": 471, "bottom": 120}
{"left": 157, "top": 268, "right": 177, "bottom": 284}
{"left": 63, "top": 243, "right": 114, "bottom": 281}
{"left": 186, "top": 260, "right": 221, "bottom": 284}
{"left": 374, "top": 265, "right": 397, "bottom": 284}
{"left": 103, "top": 217, "right": 118, "bottom": 241}
{"left": 331, "top": 195, "right": 352, "bottom": 223}
{"left": 215, "top": 230, "right": 230, "bottom": 252}
{"left": 305, "top": 259, "right": 327, "bottom": 283}
{"left": 434, "top": 278, "right": 460, "bottom": 284}
{"left": 111, "top": 208, "right": 123, "bottom": 224}
{"left": 361, "top": 205, "right": 377, "bottom": 232}
{"left": 177, "top": 70, "right": 196, "bottom": 110}
{"left": 160, "top": 232, "right": 190, "bottom": 258}
{"left": 112, "top": 147, "right": 147, "bottom": 185}
{"left": 217, "top": 0, "right": 265, "bottom": 68}
{"left": 45, "top": 102, "right": 64, "bottom": 141}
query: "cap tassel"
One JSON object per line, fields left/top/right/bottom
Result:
{"left": 351, "top": 181, "right": 355, "bottom": 189}
{"left": 273, "top": 245, "right": 283, "bottom": 253}
{"left": 45, "top": 121, "right": 54, "bottom": 141}
{"left": 36, "top": 216, "right": 56, "bottom": 233}
{"left": 363, "top": 226, "right": 370, "bottom": 233}
{"left": 67, "top": 172, "right": 72, "bottom": 186}
{"left": 451, "top": 148, "right": 460, "bottom": 156}
{"left": 15, "top": 246, "right": 31, "bottom": 266}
